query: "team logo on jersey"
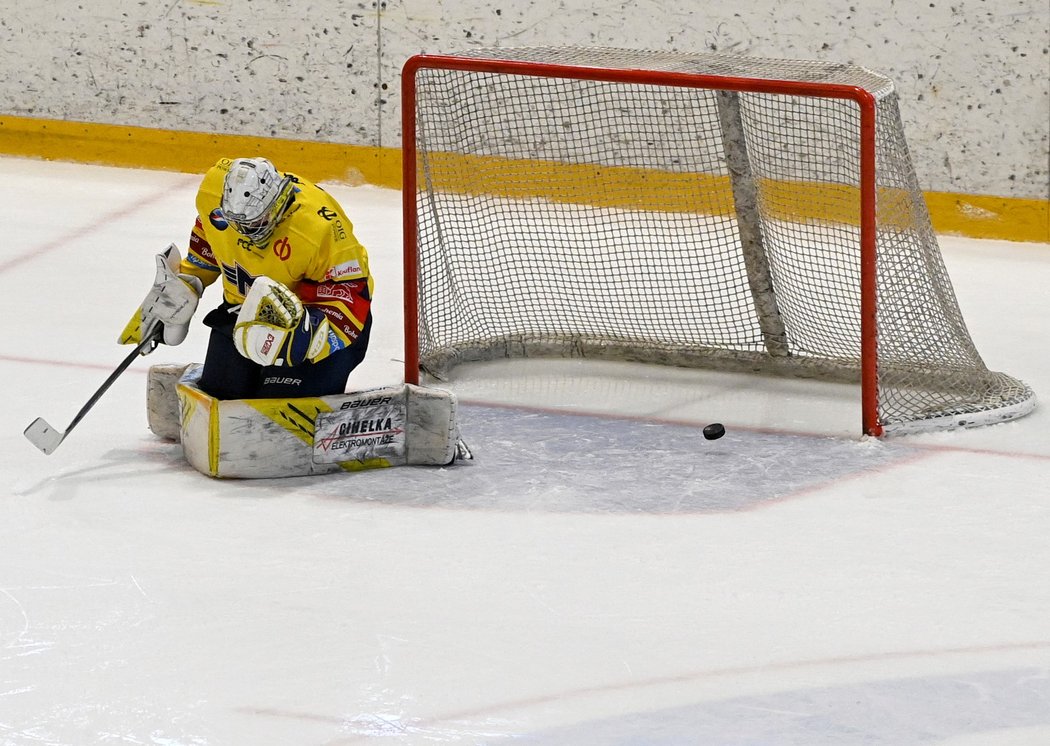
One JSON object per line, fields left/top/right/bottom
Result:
{"left": 273, "top": 236, "right": 292, "bottom": 261}
{"left": 221, "top": 263, "right": 259, "bottom": 297}
{"left": 209, "top": 208, "right": 229, "bottom": 231}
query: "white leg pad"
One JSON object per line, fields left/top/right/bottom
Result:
{"left": 147, "top": 363, "right": 191, "bottom": 441}
{"left": 174, "top": 365, "right": 465, "bottom": 478}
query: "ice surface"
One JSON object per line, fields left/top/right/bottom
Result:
{"left": 1, "top": 157, "right": 1049, "bottom": 744}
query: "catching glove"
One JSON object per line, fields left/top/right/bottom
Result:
{"left": 232, "top": 276, "right": 331, "bottom": 366}
{"left": 119, "top": 244, "right": 203, "bottom": 347}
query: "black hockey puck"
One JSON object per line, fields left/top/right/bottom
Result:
{"left": 703, "top": 423, "right": 726, "bottom": 440}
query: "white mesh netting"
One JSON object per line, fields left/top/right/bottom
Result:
{"left": 407, "top": 47, "right": 1034, "bottom": 435}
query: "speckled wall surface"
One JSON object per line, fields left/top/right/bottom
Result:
{"left": 0, "top": 0, "right": 1046, "bottom": 199}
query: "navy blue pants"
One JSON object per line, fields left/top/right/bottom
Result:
{"left": 197, "top": 304, "right": 372, "bottom": 400}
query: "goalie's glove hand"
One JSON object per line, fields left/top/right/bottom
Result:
{"left": 232, "top": 276, "right": 331, "bottom": 367}
{"left": 119, "top": 244, "right": 203, "bottom": 348}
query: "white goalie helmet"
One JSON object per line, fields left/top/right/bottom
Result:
{"left": 220, "top": 157, "right": 294, "bottom": 244}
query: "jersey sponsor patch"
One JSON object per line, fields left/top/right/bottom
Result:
{"left": 272, "top": 236, "right": 292, "bottom": 261}
{"left": 209, "top": 208, "right": 229, "bottom": 230}
{"left": 316, "top": 305, "right": 360, "bottom": 340}
{"left": 186, "top": 253, "right": 220, "bottom": 272}
{"left": 317, "top": 206, "right": 348, "bottom": 242}
{"left": 324, "top": 259, "right": 363, "bottom": 280}
{"left": 313, "top": 280, "right": 360, "bottom": 302}
{"left": 326, "top": 329, "right": 345, "bottom": 352}
{"left": 187, "top": 232, "right": 218, "bottom": 273}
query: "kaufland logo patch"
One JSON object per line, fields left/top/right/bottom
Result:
{"left": 325, "top": 260, "right": 362, "bottom": 280}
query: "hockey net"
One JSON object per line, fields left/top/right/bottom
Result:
{"left": 401, "top": 47, "right": 1035, "bottom": 436}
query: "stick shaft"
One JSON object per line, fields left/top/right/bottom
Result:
{"left": 68, "top": 331, "right": 160, "bottom": 432}
{"left": 25, "top": 328, "right": 161, "bottom": 454}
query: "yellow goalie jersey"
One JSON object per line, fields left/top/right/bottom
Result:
{"left": 182, "top": 158, "right": 374, "bottom": 357}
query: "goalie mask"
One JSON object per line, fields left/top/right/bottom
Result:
{"left": 220, "top": 158, "right": 294, "bottom": 244}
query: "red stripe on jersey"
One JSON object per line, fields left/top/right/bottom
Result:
{"left": 316, "top": 305, "right": 361, "bottom": 342}
{"left": 298, "top": 278, "right": 371, "bottom": 330}
{"left": 189, "top": 219, "right": 218, "bottom": 268}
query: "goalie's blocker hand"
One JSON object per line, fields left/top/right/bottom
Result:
{"left": 232, "top": 276, "right": 332, "bottom": 367}
{"left": 119, "top": 244, "right": 203, "bottom": 348}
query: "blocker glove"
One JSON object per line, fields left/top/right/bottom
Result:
{"left": 232, "top": 276, "right": 331, "bottom": 367}
{"left": 119, "top": 244, "right": 203, "bottom": 347}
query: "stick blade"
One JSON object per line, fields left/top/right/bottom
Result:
{"left": 24, "top": 418, "right": 65, "bottom": 455}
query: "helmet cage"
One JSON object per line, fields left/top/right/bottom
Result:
{"left": 220, "top": 158, "right": 294, "bottom": 244}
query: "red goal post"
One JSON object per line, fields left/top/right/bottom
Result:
{"left": 400, "top": 48, "right": 1035, "bottom": 437}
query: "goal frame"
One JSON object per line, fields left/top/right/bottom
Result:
{"left": 401, "top": 53, "right": 881, "bottom": 437}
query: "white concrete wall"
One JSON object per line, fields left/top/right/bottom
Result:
{"left": 1, "top": 0, "right": 1046, "bottom": 199}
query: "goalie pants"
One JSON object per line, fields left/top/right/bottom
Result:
{"left": 196, "top": 303, "right": 372, "bottom": 400}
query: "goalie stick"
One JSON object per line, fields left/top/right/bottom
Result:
{"left": 24, "top": 327, "right": 162, "bottom": 455}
